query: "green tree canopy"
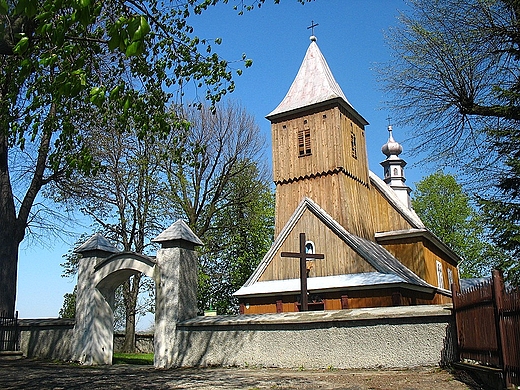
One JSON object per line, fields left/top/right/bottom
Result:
{"left": 0, "top": 0, "right": 308, "bottom": 316}
{"left": 412, "top": 171, "right": 504, "bottom": 278}
{"left": 384, "top": 0, "right": 520, "bottom": 283}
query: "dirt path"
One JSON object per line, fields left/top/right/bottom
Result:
{"left": 0, "top": 359, "right": 481, "bottom": 389}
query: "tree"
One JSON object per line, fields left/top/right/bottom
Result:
{"left": 383, "top": 0, "right": 520, "bottom": 162}
{"left": 198, "top": 162, "right": 275, "bottom": 314}
{"left": 478, "top": 128, "right": 520, "bottom": 284}
{"left": 161, "top": 101, "right": 274, "bottom": 313}
{"left": 59, "top": 286, "right": 76, "bottom": 319}
{"left": 57, "top": 100, "right": 272, "bottom": 347}
{"left": 53, "top": 102, "right": 171, "bottom": 351}
{"left": 412, "top": 171, "right": 506, "bottom": 277}
{"left": 383, "top": 0, "right": 520, "bottom": 281}
{"left": 1, "top": 0, "right": 279, "bottom": 316}
{"left": 163, "top": 102, "right": 267, "bottom": 238}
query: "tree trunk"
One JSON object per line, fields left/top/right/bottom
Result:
{"left": 121, "top": 274, "right": 141, "bottom": 353}
{"left": 0, "top": 232, "right": 21, "bottom": 317}
{"left": 0, "top": 134, "right": 24, "bottom": 316}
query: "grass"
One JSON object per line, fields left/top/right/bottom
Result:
{"left": 112, "top": 353, "right": 154, "bottom": 365}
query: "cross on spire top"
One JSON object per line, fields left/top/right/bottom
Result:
{"left": 307, "top": 20, "right": 319, "bottom": 37}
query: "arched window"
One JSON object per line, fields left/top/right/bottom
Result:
{"left": 305, "top": 241, "right": 315, "bottom": 255}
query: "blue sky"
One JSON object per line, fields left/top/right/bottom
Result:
{"left": 17, "top": 0, "right": 439, "bottom": 323}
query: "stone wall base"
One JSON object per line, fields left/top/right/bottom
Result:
{"left": 17, "top": 305, "right": 456, "bottom": 369}
{"left": 171, "top": 305, "right": 455, "bottom": 369}
{"left": 19, "top": 319, "right": 75, "bottom": 361}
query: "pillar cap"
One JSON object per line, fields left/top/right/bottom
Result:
{"left": 152, "top": 219, "right": 203, "bottom": 246}
{"left": 74, "top": 233, "right": 119, "bottom": 255}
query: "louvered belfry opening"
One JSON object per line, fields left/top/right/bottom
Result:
{"left": 298, "top": 128, "right": 311, "bottom": 157}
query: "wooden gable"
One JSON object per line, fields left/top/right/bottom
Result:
{"left": 259, "top": 206, "right": 375, "bottom": 282}
{"left": 375, "top": 230, "right": 460, "bottom": 292}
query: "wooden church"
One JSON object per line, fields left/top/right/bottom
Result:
{"left": 234, "top": 34, "right": 461, "bottom": 314}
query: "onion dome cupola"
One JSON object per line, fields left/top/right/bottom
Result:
{"left": 380, "top": 125, "right": 412, "bottom": 209}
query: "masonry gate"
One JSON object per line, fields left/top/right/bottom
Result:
{"left": 71, "top": 220, "right": 202, "bottom": 368}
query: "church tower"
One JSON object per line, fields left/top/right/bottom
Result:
{"left": 266, "top": 36, "right": 373, "bottom": 239}
{"left": 235, "top": 33, "right": 461, "bottom": 314}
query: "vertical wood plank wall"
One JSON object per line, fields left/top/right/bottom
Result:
{"left": 259, "top": 210, "right": 376, "bottom": 282}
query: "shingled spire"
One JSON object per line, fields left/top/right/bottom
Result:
{"left": 266, "top": 35, "right": 366, "bottom": 126}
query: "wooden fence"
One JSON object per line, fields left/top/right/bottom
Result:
{"left": 452, "top": 270, "right": 520, "bottom": 388}
{"left": 0, "top": 311, "right": 20, "bottom": 351}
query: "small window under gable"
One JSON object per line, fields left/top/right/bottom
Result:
{"left": 305, "top": 241, "right": 315, "bottom": 255}
{"left": 350, "top": 126, "right": 357, "bottom": 159}
{"left": 436, "top": 260, "right": 444, "bottom": 289}
{"left": 298, "top": 128, "right": 311, "bottom": 157}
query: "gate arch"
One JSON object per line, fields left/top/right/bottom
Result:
{"left": 71, "top": 220, "right": 202, "bottom": 367}
{"left": 94, "top": 252, "right": 156, "bottom": 290}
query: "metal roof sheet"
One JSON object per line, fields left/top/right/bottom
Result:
{"left": 234, "top": 272, "right": 406, "bottom": 297}
{"left": 152, "top": 219, "right": 203, "bottom": 246}
{"left": 267, "top": 38, "right": 359, "bottom": 119}
{"left": 75, "top": 233, "right": 119, "bottom": 254}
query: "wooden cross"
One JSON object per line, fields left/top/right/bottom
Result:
{"left": 307, "top": 20, "right": 319, "bottom": 36}
{"left": 281, "top": 233, "right": 324, "bottom": 311}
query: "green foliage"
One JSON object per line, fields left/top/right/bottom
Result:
{"left": 59, "top": 286, "right": 76, "bottom": 318}
{"left": 198, "top": 166, "right": 275, "bottom": 314}
{"left": 478, "top": 127, "right": 520, "bottom": 284}
{"left": 0, "top": 0, "right": 309, "bottom": 315}
{"left": 413, "top": 171, "right": 504, "bottom": 278}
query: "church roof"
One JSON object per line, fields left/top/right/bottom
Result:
{"left": 235, "top": 197, "right": 434, "bottom": 298}
{"left": 234, "top": 272, "right": 417, "bottom": 297}
{"left": 266, "top": 37, "right": 368, "bottom": 125}
{"left": 369, "top": 171, "right": 424, "bottom": 228}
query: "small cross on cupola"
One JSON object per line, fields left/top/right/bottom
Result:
{"left": 380, "top": 122, "right": 412, "bottom": 209}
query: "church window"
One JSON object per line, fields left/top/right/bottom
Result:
{"left": 447, "top": 268, "right": 454, "bottom": 289}
{"left": 351, "top": 131, "right": 357, "bottom": 159}
{"left": 298, "top": 128, "right": 311, "bottom": 157}
{"left": 436, "top": 261, "right": 444, "bottom": 289}
{"left": 305, "top": 241, "right": 315, "bottom": 255}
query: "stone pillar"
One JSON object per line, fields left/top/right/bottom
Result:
{"left": 72, "top": 234, "right": 119, "bottom": 365}
{"left": 152, "top": 219, "right": 203, "bottom": 368}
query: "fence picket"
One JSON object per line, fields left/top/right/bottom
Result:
{"left": 0, "top": 311, "right": 20, "bottom": 351}
{"left": 453, "top": 271, "right": 520, "bottom": 389}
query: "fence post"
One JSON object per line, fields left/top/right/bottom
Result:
{"left": 451, "top": 282, "right": 460, "bottom": 363}
{"left": 492, "top": 269, "right": 509, "bottom": 388}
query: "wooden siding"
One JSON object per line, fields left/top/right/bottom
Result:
{"left": 380, "top": 237, "right": 459, "bottom": 290}
{"left": 239, "top": 287, "right": 451, "bottom": 314}
{"left": 271, "top": 103, "right": 374, "bottom": 237}
{"left": 271, "top": 104, "right": 369, "bottom": 186}
{"left": 368, "top": 183, "right": 416, "bottom": 233}
{"left": 274, "top": 173, "right": 374, "bottom": 238}
{"left": 260, "top": 209, "right": 375, "bottom": 282}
